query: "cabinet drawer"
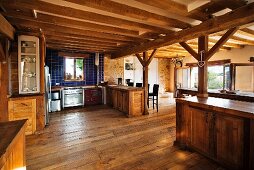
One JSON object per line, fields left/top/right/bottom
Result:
{"left": 13, "top": 100, "right": 33, "bottom": 108}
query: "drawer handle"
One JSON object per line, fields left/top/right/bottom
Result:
{"left": 21, "top": 103, "right": 28, "bottom": 106}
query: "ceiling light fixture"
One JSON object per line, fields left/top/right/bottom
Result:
{"left": 33, "top": 9, "right": 37, "bottom": 19}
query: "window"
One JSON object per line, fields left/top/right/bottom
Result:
{"left": 235, "top": 65, "right": 254, "bottom": 92}
{"left": 208, "top": 65, "right": 224, "bottom": 90}
{"left": 65, "top": 58, "right": 84, "bottom": 81}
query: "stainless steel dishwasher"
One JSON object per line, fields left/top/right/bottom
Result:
{"left": 62, "top": 88, "right": 84, "bottom": 108}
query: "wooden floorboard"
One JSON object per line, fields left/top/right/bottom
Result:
{"left": 26, "top": 103, "right": 225, "bottom": 170}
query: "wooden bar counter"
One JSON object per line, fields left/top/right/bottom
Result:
{"left": 176, "top": 96, "right": 254, "bottom": 170}
{"left": 106, "top": 85, "right": 144, "bottom": 117}
{"left": 0, "top": 120, "right": 26, "bottom": 170}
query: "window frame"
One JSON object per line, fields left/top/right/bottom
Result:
{"left": 64, "top": 57, "right": 85, "bottom": 81}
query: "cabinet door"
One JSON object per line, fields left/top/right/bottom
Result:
{"left": 106, "top": 88, "right": 112, "bottom": 106}
{"left": 190, "top": 107, "right": 210, "bottom": 154}
{"left": 117, "top": 91, "right": 123, "bottom": 111}
{"left": 112, "top": 90, "right": 118, "bottom": 109}
{"left": 216, "top": 114, "right": 244, "bottom": 169}
{"left": 8, "top": 99, "right": 36, "bottom": 135}
{"left": 122, "top": 91, "right": 129, "bottom": 114}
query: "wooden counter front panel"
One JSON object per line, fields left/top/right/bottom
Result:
{"left": 189, "top": 107, "right": 210, "bottom": 154}
{"left": 216, "top": 114, "right": 244, "bottom": 169}
{"left": 8, "top": 99, "right": 36, "bottom": 135}
{"left": 129, "top": 91, "right": 144, "bottom": 116}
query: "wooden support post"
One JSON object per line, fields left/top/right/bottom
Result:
{"left": 135, "top": 49, "right": 157, "bottom": 114}
{"left": 143, "top": 51, "right": 149, "bottom": 114}
{"left": 197, "top": 36, "right": 208, "bottom": 98}
{"left": 39, "top": 35, "right": 46, "bottom": 94}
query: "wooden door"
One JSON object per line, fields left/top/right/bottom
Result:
{"left": 190, "top": 107, "right": 210, "bottom": 154}
{"left": 216, "top": 114, "right": 244, "bottom": 169}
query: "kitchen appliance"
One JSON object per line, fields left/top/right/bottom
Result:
{"left": 44, "top": 66, "right": 51, "bottom": 125}
{"left": 63, "top": 88, "right": 84, "bottom": 108}
{"left": 50, "top": 91, "right": 61, "bottom": 112}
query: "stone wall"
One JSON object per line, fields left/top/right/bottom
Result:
{"left": 104, "top": 56, "right": 124, "bottom": 84}
{"left": 158, "top": 58, "right": 171, "bottom": 93}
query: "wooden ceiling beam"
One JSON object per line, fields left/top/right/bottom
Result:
{"left": 7, "top": 18, "right": 145, "bottom": 42}
{"left": 0, "top": 14, "right": 15, "bottom": 39}
{"left": 207, "top": 27, "right": 238, "bottom": 60}
{"left": 65, "top": 0, "right": 191, "bottom": 29}
{"left": 230, "top": 35, "right": 254, "bottom": 45}
{"left": 47, "top": 42, "right": 118, "bottom": 50}
{"left": 46, "top": 36, "right": 118, "bottom": 47}
{"left": 2, "top": 0, "right": 173, "bottom": 33}
{"left": 58, "top": 52, "right": 89, "bottom": 58}
{"left": 43, "top": 31, "right": 132, "bottom": 44}
{"left": 3, "top": 9, "right": 139, "bottom": 37}
{"left": 111, "top": 3, "right": 254, "bottom": 58}
{"left": 46, "top": 45, "right": 112, "bottom": 53}
{"left": 179, "top": 42, "right": 199, "bottom": 60}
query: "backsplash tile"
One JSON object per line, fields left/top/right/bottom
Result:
{"left": 46, "top": 49, "right": 104, "bottom": 86}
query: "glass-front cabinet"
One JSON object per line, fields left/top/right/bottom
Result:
{"left": 18, "top": 35, "right": 40, "bottom": 94}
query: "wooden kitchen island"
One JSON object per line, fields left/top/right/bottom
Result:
{"left": 176, "top": 97, "right": 254, "bottom": 170}
{"left": 0, "top": 120, "right": 26, "bottom": 170}
{"left": 106, "top": 85, "right": 144, "bottom": 117}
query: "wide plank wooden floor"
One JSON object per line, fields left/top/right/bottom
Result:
{"left": 26, "top": 103, "right": 224, "bottom": 170}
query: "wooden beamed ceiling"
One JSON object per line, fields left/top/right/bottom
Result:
{"left": 1, "top": 0, "right": 254, "bottom": 57}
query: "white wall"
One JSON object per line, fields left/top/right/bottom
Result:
{"left": 124, "top": 55, "right": 159, "bottom": 92}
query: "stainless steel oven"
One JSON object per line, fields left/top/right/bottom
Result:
{"left": 63, "top": 88, "right": 84, "bottom": 108}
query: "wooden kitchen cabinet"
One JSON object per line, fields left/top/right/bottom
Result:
{"left": 84, "top": 88, "right": 102, "bottom": 105}
{"left": 106, "top": 86, "right": 144, "bottom": 117}
{"left": 176, "top": 97, "right": 252, "bottom": 170}
{"left": 216, "top": 114, "right": 244, "bottom": 169}
{"left": 8, "top": 99, "right": 36, "bottom": 135}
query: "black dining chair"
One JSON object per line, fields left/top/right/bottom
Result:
{"left": 148, "top": 84, "right": 159, "bottom": 112}
{"left": 127, "top": 82, "right": 134, "bottom": 86}
{"left": 136, "top": 83, "right": 142, "bottom": 87}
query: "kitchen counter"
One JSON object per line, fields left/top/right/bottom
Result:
{"left": 106, "top": 85, "right": 144, "bottom": 117}
{"left": 176, "top": 96, "right": 254, "bottom": 169}
{"left": 0, "top": 120, "right": 26, "bottom": 169}
{"left": 106, "top": 85, "right": 144, "bottom": 91}
{"left": 51, "top": 85, "right": 103, "bottom": 92}
{"left": 177, "top": 88, "right": 254, "bottom": 102}
{"left": 176, "top": 96, "right": 254, "bottom": 119}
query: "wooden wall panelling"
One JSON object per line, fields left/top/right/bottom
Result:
{"left": 35, "top": 95, "right": 45, "bottom": 131}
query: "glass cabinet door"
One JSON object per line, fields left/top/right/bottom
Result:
{"left": 18, "top": 36, "right": 40, "bottom": 94}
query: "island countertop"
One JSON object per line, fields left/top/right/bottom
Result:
{"left": 0, "top": 120, "right": 27, "bottom": 157}
{"left": 176, "top": 96, "right": 254, "bottom": 119}
{"left": 106, "top": 85, "right": 144, "bottom": 91}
